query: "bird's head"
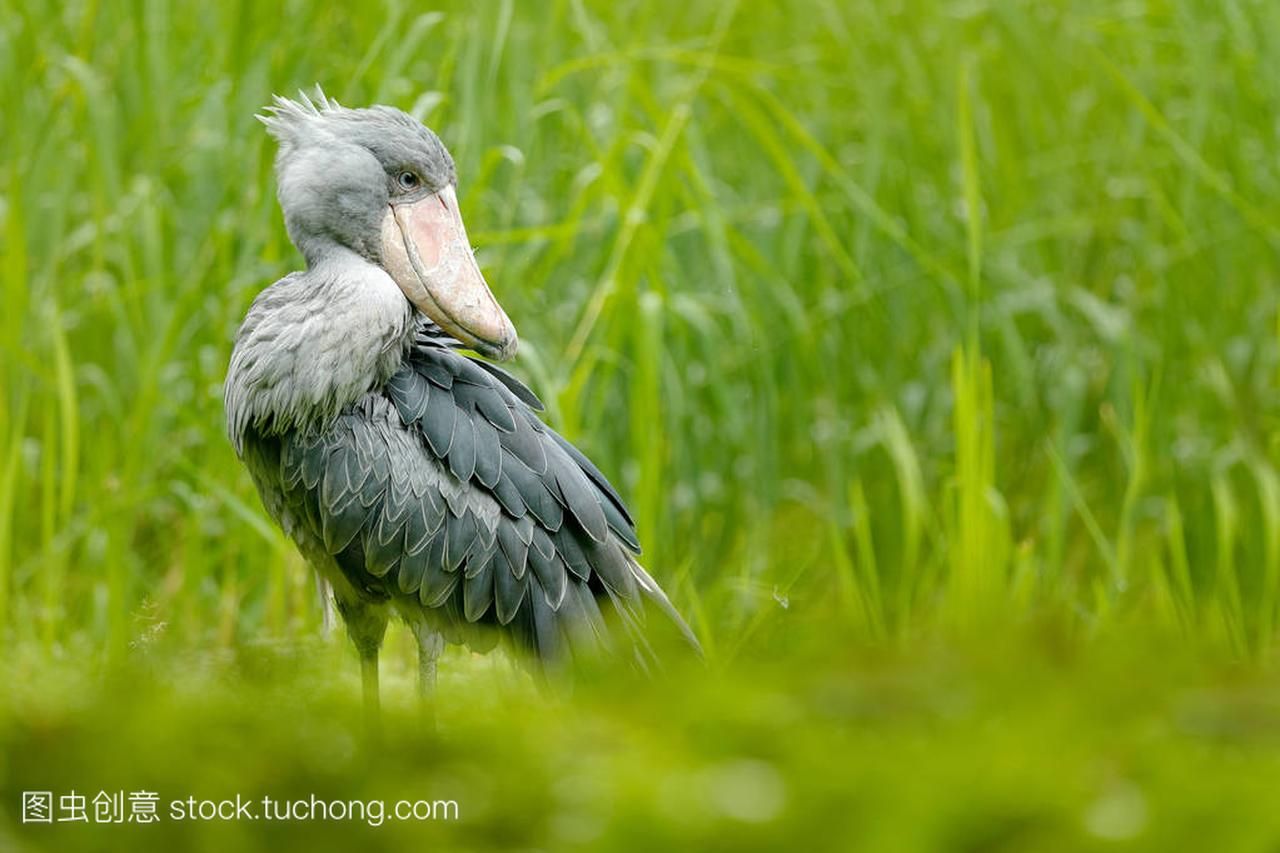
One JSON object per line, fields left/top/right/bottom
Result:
{"left": 259, "top": 88, "right": 517, "bottom": 361}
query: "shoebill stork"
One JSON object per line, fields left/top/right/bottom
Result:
{"left": 224, "top": 91, "right": 697, "bottom": 725}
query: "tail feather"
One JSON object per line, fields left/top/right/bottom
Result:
{"left": 502, "top": 564, "right": 700, "bottom": 672}
{"left": 628, "top": 559, "right": 702, "bottom": 656}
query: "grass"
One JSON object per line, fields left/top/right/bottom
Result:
{"left": 3, "top": 0, "right": 1280, "bottom": 849}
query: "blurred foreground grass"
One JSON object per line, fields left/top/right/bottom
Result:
{"left": 8, "top": 623, "right": 1280, "bottom": 851}
{"left": 4, "top": 0, "right": 1280, "bottom": 849}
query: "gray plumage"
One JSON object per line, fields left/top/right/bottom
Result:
{"left": 225, "top": 90, "right": 697, "bottom": 689}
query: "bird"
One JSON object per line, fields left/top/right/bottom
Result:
{"left": 224, "top": 89, "right": 698, "bottom": 728}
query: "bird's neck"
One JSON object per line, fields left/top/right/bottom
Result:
{"left": 225, "top": 250, "right": 415, "bottom": 453}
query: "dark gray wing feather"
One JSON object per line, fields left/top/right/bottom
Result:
{"left": 257, "top": 333, "right": 698, "bottom": 664}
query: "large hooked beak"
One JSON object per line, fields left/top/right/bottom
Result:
{"left": 380, "top": 184, "right": 518, "bottom": 361}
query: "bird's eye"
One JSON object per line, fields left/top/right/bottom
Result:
{"left": 397, "top": 171, "right": 419, "bottom": 190}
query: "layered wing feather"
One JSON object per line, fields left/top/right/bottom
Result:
{"left": 265, "top": 334, "right": 698, "bottom": 663}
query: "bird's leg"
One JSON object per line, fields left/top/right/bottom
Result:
{"left": 411, "top": 622, "right": 445, "bottom": 724}
{"left": 360, "top": 650, "right": 381, "bottom": 737}
{"left": 315, "top": 576, "right": 336, "bottom": 638}
{"left": 335, "top": 596, "right": 389, "bottom": 742}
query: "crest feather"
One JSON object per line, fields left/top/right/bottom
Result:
{"left": 256, "top": 85, "right": 343, "bottom": 149}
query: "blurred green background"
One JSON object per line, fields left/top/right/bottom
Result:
{"left": 4, "top": 0, "right": 1280, "bottom": 849}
